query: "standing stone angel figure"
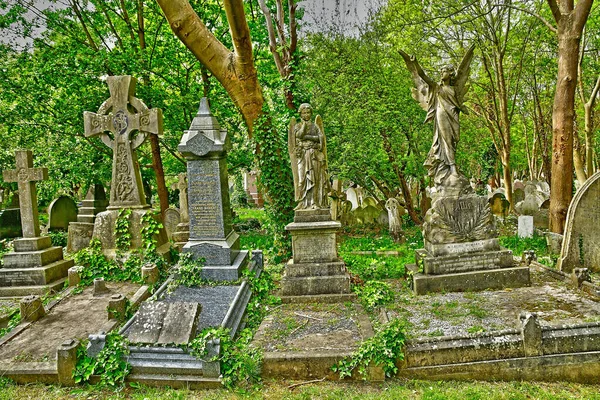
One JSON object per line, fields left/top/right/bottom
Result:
{"left": 399, "top": 45, "right": 475, "bottom": 189}
{"left": 289, "top": 103, "right": 330, "bottom": 210}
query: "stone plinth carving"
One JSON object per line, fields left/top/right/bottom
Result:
{"left": 178, "top": 98, "right": 248, "bottom": 281}
{"left": 0, "top": 150, "right": 73, "bottom": 296}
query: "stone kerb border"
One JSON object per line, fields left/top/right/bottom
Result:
{"left": 0, "top": 284, "right": 151, "bottom": 385}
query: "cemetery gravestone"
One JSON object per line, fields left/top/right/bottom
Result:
{"left": 345, "top": 187, "right": 360, "bottom": 210}
{"left": 385, "top": 198, "right": 404, "bottom": 240}
{"left": 518, "top": 216, "right": 534, "bottom": 238}
{"left": 281, "top": 104, "right": 353, "bottom": 301}
{"left": 0, "top": 150, "right": 73, "bottom": 296}
{"left": 48, "top": 196, "right": 78, "bottom": 231}
{"left": 0, "top": 195, "right": 21, "bottom": 239}
{"left": 557, "top": 170, "right": 600, "bottom": 273}
{"left": 329, "top": 179, "right": 346, "bottom": 221}
{"left": 163, "top": 208, "right": 181, "bottom": 241}
{"left": 83, "top": 76, "right": 168, "bottom": 256}
{"left": 513, "top": 188, "right": 525, "bottom": 204}
{"left": 178, "top": 98, "right": 248, "bottom": 280}
{"left": 244, "top": 171, "right": 264, "bottom": 207}
{"left": 66, "top": 184, "right": 108, "bottom": 253}
{"left": 489, "top": 193, "right": 510, "bottom": 218}
{"left": 400, "top": 44, "right": 528, "bottom": 294}
{"left": 172, "top": 173, "right": 190, "bottom": 251}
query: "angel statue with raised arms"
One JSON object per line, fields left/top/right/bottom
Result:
{"left": 289, "top": 103, "right": 330, "bottom": 210}
{"left": 399, "top": 44, "right": 475, "bottom": 190}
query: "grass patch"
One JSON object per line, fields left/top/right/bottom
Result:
{"left": 344, "top": 255, "right": 406, "bottom": 280}
{"left": 499, "top": 233, "right": 548, "bottom": 257}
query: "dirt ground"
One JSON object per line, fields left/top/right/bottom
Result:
{"left": 386, "top": 267, "right": 600, "bottom": 338}
{"left": 0, "top": 282, "right": 140, "bottom": 362}
{"left": 253, "top": 302, "right": 370, "bottom": 353}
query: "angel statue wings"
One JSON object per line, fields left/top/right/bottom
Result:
{"left": 289, "top": 103, "right": 330, "bottom": 210}
{"left": 399, "top": 44, "right": 475, "bottom": 190}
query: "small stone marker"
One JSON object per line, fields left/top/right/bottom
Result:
{"left": 346, "top": 187, "right": 360, "bottom": 210}
{"left": 2, "top": 150, "right": 48, "bottom": 238}
{"left": 93, "top": 278, "right": 109, "bottom": 296}
{"left": 20, "top": 295, "right": 45, "bottom": 322}
{"left": 68, "top": 266, "right": 83, "bottom": 287}
{"left": 48, "top": 195, "right": 78, "bottom": 231}
{"left": 127, "top": 301, "right": 201, "bottom": 345}
{"left": 558, "top": 170, "right": 600, "bottom": 272}
{"left": 141, "top": 263, "right": 159, "bottom": 284}
{"left": 108, "top": 294, "right": 127, "bottom": 321}
{"left": 57, "top": 339, "right": 80, "bottom": 386}
{"left": 518, "top": 215, "right": 534, "bottom": 238}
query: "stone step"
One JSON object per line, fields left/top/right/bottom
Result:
{"left": 284, "top": 261, "right": 347, "bottom": 277}
{"left": 0, "top": 259, "right": 73, "bottom": 287}
{"left": 280, "top": 275, "right": 351, "bottom": 296}
{"left": 0, "top": 277, "right": 67, "bottom": 297}
{"left": 128, "top": 358, "right": 204, "bottom": 376}
{"left": 126, "top": 373, "right": 221, "bottom": 389}
{"left": 2, "top": 247, "right": 64, "bottom": 268}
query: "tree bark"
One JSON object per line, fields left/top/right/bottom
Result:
{"left": 546, "top": 0, "right": 593, "bottom": 233}
{"left": 156, "top": 0, "right": 263, "bottom": 132}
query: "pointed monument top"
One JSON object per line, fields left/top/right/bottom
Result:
{"left": 197, "top": 97, "right": 211, "bottom": 116}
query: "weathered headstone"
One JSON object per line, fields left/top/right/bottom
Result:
{"left": 243, "top": 170, "right": 264, "bottom": 207}
{"left": 516, "top": 182, "right": 549, "bottom": 229}
{"left": 163, "top": 207, "right": 181, "bottom": 241}
{"left": 48, "top": 196, "right": 78, "bottom": 231}
{"left": 557, "top": 171, "right": 600, "bottom": 272}
{"left": 0, "top": 150, "right": 73, "bottom": 296}
{"left": 329, "top": 179, "right": 346, "bottom": 221}
{"left": 346, "top": 187, "right": 360, "bottom": 210}
{"left": 0, "top": 194, "right": 21, "bottom": 239}
{"left": 66, "top": 184, "right": 108, "bottom": 253}
{"left": 178, "top": 98, "right": 248, "bottom": 281}
{"left": 513, "top": 187, "right": 525, "bottom": 204}
{"left": 172, "top": 173, "right": 190, "bottom": 250}
{"left": 353, "top": 196, "right": 382, "bottom": 225}
{"left": 339, "top": 200, "right": 354, "bottom": 227}
{"left": 385, "top": 198, "right": 404, "bottom": 240}
{"left": 518, "top": 215, "right": 534, "bottom": 238}
{"left": 489, "top": 192, "right": 510, "bottom": 218}
{"left": 83, "top": 76, "right": 168, "bottom": 256}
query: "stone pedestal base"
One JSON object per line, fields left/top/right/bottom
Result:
{"left": 407, "top": 246, "right": 530, "bottom": 295}
{"left": 66, "top": 222, "right": 94, "bottom": 253}
{"left": 172, "top": 222, "right": 190, "bottom": 251}
{"left": 281, "top": 218, "right": 352, "bottom": 301}
{"left": 92, "top": 208, "right": 169, "bottom": 258}
{"left": 0, "top": 235, "right": 73, "bottom": 296}
{"left": 182, "top": 230, "right": 247, "bottom": 281}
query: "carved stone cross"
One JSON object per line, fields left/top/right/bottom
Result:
{"left": 83, "top": 75, "right": 162, "bottom": 209}
{"left": 2, "top": 150, "right": 48, "bottom": 238}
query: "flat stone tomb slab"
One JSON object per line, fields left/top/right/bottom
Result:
{"left": 127, "top": 302, "right": 201, "bottom": 345}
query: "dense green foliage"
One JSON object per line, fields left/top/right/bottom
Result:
{"left": 74, "top": 332, "right": 131, "bottom": 387}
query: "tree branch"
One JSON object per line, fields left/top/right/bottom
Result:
{"left": 493, "top": 3, "right": 557, "bottom": 33}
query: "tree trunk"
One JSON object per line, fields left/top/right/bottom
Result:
{"left": 549, "top": 34, "right": 579, "bottom": 232}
